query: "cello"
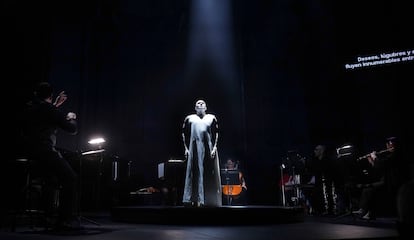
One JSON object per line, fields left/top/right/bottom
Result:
{"left": 222, "top": 171, "right": 243, "bottom": 196}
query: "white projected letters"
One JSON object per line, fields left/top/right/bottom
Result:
{"left": 345, "top": 49, "right": 414, "bottom": 70}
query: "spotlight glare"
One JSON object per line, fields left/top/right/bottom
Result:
{"left": 88, "top": 137, "right": 106, "bottom": 145}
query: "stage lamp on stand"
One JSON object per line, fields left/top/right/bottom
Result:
{"left": 82, "top": 137, "right": 106, "bottom": 213}
{"left": 76, "top": 136, "right": 106, "bottom": 225}
{"left": 88, "top": 137, "right": 106, "bottom": 149}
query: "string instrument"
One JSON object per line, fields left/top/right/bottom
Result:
{"left": 222, "top": 170, "right": 243, "bottom": 196}
{"left": 222, "top": 184, "right": 242, "bottom": 196}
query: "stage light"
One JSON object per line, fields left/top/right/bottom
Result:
{"left": 88, "top": 137, "right": 105, "bottom": 145}
{"left": 336, "top": 143, "right": 354, "bottom": 158}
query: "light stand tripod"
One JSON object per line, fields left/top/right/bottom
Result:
{"left": 333, "top": 182, "right": 358, "bottom": 221}
{"left": 78, "top": 150, "right": 105, "bottom": 226}
{"left": 333, "top": 151, "right": 358, "bottom": 221}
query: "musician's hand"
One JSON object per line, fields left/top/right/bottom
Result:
{"left": 54, "top": 91, "right": 67, "bottom": 107}
{"left": 184, "top": 149, "right": 189, "bottom": 159}
{"left": 366, "top": 151, "right": 377, "bottom": 166}
{"left": 211, "top": 146, "right": 217, "bottom": 158}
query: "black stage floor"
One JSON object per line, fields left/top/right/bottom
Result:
{"left": 111, "top": 205, "right": 305, "bottom": 225}
{"left": 1, "top": 205, "right": 403, "bottom": 239}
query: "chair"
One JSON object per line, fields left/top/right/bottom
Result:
{"left": 10, "top": 157, "right": 59, "bottom": 231}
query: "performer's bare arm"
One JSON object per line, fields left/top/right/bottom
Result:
{"left": 182, "top": 117, "right": 190, "bottom": 159}
{"left": 211, "top": 116, "right": 219, "bottom": 158}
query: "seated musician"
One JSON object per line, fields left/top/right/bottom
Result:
{"left": 222, "top": 159, "right": 247, "bottom": 205}
{"left": 21, "top": 82, "right": 81, "bottom": 230}
{"left": 353, "top": 136, "right": 409, "bottom": 220}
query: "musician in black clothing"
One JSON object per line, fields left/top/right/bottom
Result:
{"left": 353, "top": 137, "right": 409, "bottom": 219}
{"left": 302, "top": 144, "right": 337, "bottom": 215}
{"left": 21, "top": 82, "right": 80, "bottom": 230}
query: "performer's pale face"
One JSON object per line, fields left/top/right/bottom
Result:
{"left": 226, "top": 160, "right": 235, "bottom": 169}
{"left": 195, "top": 100, "right": 207, "bottom": 114}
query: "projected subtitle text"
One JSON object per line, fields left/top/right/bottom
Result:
{"left": 344, "top": 49, "right": 414, "bottom": 70}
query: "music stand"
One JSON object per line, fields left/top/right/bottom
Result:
{"left": 220, "top": 170, "right": 240, "bottom": 205}
{"left": 77, "top": 149, "right": 105, "bottom": 226}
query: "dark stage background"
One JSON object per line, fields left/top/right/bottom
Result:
{"left": 5, "top": 0, "right": 413, "bottom": 206}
